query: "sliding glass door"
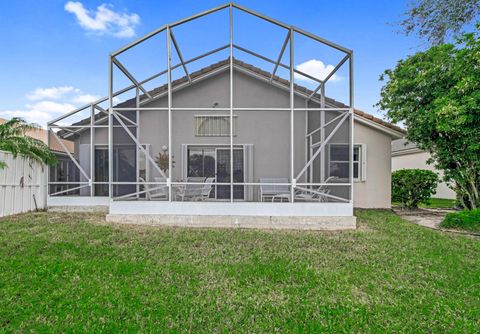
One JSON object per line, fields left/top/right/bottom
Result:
{"left": 95, "top": 146, "right": 136, "bottom": 197}
{"left": 187, "top": 146, "right": 244, "bottom": 200}
{"left": 94, "top": 148, "right": 109, "bottom": 196}
{"left": 216, "top": 148, "right": 244, "bottom": 200}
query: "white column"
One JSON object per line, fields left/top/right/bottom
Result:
{"left": 135, "top": 87, "right": 140, "bottom": 198}
{"left": 289, "top": 28, "right": 295, "bottom": 202}
{"left": 229, "top": 4, "right": 234, "bottom": 202}
{"left": 108, "top": 56, "right": 113, "bottom": 198}
{"left": 167, "top": 26, "right": 173, "bottom": 202}
{"left": 90, "top": 104, "right": 94, "bottom": 196}
{"left": 349, "top": 53, "right": 354, "bottom": 203}
{"left": 320, "top": 85, "right": 325, "bottom": 182}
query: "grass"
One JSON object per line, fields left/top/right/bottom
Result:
{"left": 393, "top": 198, "right": 456, "bottom": 209}
{"left": 421, "top": 198, "right": 457, "bottom": 209}
{"left": 440, "top": 209, "right": 480, "bottom": 233}
{"left": 0, "top": 211, "right": 479, "bottom": 332}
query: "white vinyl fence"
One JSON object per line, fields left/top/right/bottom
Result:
{"left": 0, "top": 150, "right": 46, "bottom": 217}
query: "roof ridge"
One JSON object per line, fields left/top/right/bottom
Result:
{"left": 64, "top": 58, "right": 405, "bottom": 135}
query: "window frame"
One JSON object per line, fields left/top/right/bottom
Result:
{"left": 327, "top": 143, "right": 366, "bottom": 182}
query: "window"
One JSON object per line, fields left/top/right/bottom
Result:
{"left": 194, "top": 115, "right": 237, "bottom": 136}
{"left": 328, "top": 144, "right": 366, "bottom": 181}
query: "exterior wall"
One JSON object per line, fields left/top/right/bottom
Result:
{"left": 138, "top": 70, "right": 309, "bottom": 183}
{"left": 392, "top": 151, "right": 456, "bottom": 199}
{"left": 353, "top": 122, "right": 392, "bottom": 208}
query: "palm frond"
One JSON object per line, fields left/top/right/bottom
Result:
{"left": 0, "top": 118, "right": 57, "bottom": 168}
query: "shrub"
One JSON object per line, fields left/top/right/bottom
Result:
{"left": 392, "top": 169, "right": 438, "bottom": 209}
{"left": 440, "top": 209, "right": 480, "bottom": 232}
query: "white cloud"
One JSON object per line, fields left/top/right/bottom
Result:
{"left": 0, "top": 110, "right": 53, "bottom": 126}
{"left": 1, "top": 86, "right": 101, "bottom": 127}
{"left": 295, "top": 59, "right": 341, "bottom": 83}
{"left": 65, "top": 1, "right": 140, "bottom": 38}
{"left": 26, "top": 86, "right": 77, "bottom": 100}
{"left": 72, "top": 93, "right": 100, "bottom": 105}
{"left": 26, "top": 101, "right": 76, "bottom": 114}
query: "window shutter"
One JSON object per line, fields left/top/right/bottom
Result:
{"left": 244, "top": 144, "right": 254, "bottom": 201}
{"left": 181, "top": 144, "right": 188, "bottom": 180}
{"left": 361, "top": 144, "right": 367, "bottom": 181}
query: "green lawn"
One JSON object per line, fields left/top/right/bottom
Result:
{"left": 393, "top": 198, "right": 457, "bottom": 209}
{"left": 1, "top": 211, "right": 479, "bottom": 332}
{"left": 420, "top": 198, "right": 457, "bottom": 209}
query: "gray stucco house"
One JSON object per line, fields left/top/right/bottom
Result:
{"left": 47, "top": 3, "right": 404, "bottom": 229}
{"left": 392, "top": 139, "right": 455, "bottom": 199}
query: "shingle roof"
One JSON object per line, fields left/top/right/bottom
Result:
{"left": 61, "top": 58, "right": 405, "bottom": 136}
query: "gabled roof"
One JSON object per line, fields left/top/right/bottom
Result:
{"left": 61, "top": 58, "right": 405, "bottom": 138}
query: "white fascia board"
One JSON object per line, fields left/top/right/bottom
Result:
{"left": 354, "top": 115, "right": 404, "bottom": 139}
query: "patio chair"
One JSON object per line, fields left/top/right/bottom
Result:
{"left": 295, "top": 176, "right": 337, "bottom": 202}
{"left": 200, "top": 177, "right": 215, "bottom": 201}
{"left": 175, "top": 177, "right": 205, "bottom": 201}
{"left": 139, "top": 177, "right": 168, "bottom": 200}
{"left": 259, "top": 177, "right": 290, "bottom": 202}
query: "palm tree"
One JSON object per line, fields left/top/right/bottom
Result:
{"left": 0, "top": 118, "right": 57, "bottom": 168}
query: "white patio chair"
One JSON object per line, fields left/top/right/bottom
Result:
{"left": 259, "top": 177, "right": 290, "bottom": 202}
{"left": 175, "top": 177, "right": 205, "bottom": 201}
{"left": 139, "top": 177, "right": 168, "bottom": 200}
{"left": 295, "top": 176, "right": 337, "bottom": 202}
{"left": 200, "top": 177, "right": 215, "bottom": 201}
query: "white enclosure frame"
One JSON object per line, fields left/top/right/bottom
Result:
{"left": 47, "top": 2, "right": 354, "bottom": 206}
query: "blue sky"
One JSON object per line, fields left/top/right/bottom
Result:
{"left": 0, "top": 0, "right": 424, "bottom": 127}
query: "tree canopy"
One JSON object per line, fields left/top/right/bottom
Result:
{"left": 400, "top": 0, "right": 480, "bottom": 45}
{"left": 378, "top": 29, "right": 480, "bottom": 209}
{"left": 0, "top": 118, "right": 57, "bottom": 168}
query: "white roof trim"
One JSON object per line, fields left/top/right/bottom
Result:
{"left": 354, "top": 115, "right": 404, "bottom": 139}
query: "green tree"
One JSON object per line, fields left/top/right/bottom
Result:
{"left": 400, "top": 0, "right": 480, "bottom": 45}
{"left": 0, "top": 118, "right": 57, "bottom": 168}
{"left": 378, "top": 29, "right": 480, "bottom": 209}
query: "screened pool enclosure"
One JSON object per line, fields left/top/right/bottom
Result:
{"left": 47, "top": 3, "right": 354, "bottom": 216}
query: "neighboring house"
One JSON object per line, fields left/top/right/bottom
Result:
{"left": 0, "top": 117, "right": 74, "bottom": 153}
{"left": 0, "top": 117, "right": 78, "bottom": 195}
{"left": 46, "top": 3, "right": 404, "bottom": 229}
{"left": 392, "top": 139, "right": 456, "bottom": 199}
